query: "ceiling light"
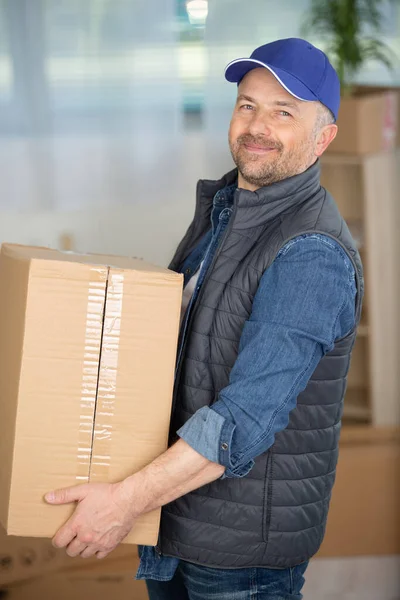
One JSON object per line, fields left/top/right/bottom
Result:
{"left": 186, "top": 0, "right": 208, "bottom": 25}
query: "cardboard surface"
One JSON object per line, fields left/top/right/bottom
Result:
{"left": 60, "top": 550, "right": 139, "bottom": 576}
{"left": 0, "top": 528, "right": 139, "bottom": 587}
{"left": 0, "top": 244, "right": 182, "bottom": 546}
{"left": 328, "top": 88, "right": 399, "bottom": 155}
{"left": 318, "top": 426, "right": 400, "bottom": 556}
{"left": 0, "top": 529, "right": 62, "bottom": 588}
{"left": 3, "top": 570, "right": 148, "bottom": 600}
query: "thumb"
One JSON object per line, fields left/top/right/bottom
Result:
{"left": 45, "top": 484, "right": 87, "bottom": 505}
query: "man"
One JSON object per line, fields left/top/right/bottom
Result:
{"left": 45, "top": 38, "right": 363, "bottom": 599}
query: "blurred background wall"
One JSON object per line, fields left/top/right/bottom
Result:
{"left": 0, "top": 0, "right": 399, "bottom": 266}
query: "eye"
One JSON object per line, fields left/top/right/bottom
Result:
{"left": 279, "top": 110, "right": 292, "bottom": 117}
{"left": 240, "top": 104, "right": 254, "bottom": 111}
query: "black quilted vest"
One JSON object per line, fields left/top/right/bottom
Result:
{"left": 158, "top": 161, "right": 363, "bottom": 569}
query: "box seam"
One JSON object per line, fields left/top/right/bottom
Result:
{"left": 88, "top": 266, "right": 110, "bottom": 481}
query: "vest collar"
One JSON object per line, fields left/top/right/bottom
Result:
{"left": 196, "top": 160, "right": 322, "bottom": 230}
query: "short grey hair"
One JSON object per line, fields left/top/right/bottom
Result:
{"left": 315, "top": 103, "right": 335, "bottom": 130}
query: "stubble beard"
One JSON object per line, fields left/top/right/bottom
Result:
{"left": 229, "top": 133, "right": 316, "bottom": 188}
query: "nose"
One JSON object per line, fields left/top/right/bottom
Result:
{"left": 248, "top": 112, "right": 272, "bottom": 137}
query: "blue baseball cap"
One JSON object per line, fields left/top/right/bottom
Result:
{"left": 225, "top": 38, "right": 340, "bottom": 121}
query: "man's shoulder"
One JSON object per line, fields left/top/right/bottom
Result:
{"left": 275, "top": 233, "right": 356, "bottom": 282}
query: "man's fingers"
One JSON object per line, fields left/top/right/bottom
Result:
{"left": 52, "top": 522, "right": 77, "bottom": 549}
{"left": 80, "top": 546, "right": 98, "bottom": 559}
{"left": 45, "top": 484, "right": 87, "bottom": 505}
{"left": 66, "top": 537, "right": 88, "bottom": 558}
{"left": 96, "top": 550, "right": 111, "bottom": 560}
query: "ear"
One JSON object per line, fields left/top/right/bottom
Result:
{"left": 315, "top": 124, "right": 338, "bottom": 156}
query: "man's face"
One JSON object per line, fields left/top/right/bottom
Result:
{"left": 228, "top": 68, "right": 327, "bottom": 190}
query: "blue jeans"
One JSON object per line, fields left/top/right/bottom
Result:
{"left": 145, "top": 560, "right": 308, "bottom": 600}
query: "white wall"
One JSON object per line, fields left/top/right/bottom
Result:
{"left": 0, "top": 131, "right": 235, "bottom": 266}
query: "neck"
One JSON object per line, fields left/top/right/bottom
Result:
{"left": 237, "top": 159, "right": 319, "bottom": 192}
{"left": 237, "top": 172, "right": 259, "bottom": 192}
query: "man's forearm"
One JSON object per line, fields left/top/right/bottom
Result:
{"left": 122, "top": 439, "right": 225, "bottom": 518}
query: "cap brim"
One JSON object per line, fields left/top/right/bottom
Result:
{"left": 225, "top": 58, "right": 318, "bottom": 103}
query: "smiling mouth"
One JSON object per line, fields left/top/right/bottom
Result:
{"left": 243, "top": 143, "right": 278, "bottom": 154}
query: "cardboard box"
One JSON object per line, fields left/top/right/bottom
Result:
{"left": 0, "top": 529, "right": 62, "bottom": 588}
{"left": 0, "top": 527, "right": 139, "bottom": 587}
{"left": 2, "top": 570, "right": 148, "bottom": 600}
{"left": 317, "top": 426, "right": 400, "bottom": 557}
{"left": 60, "top": 550, "right": 139, "bottom": 576}
{"left": 0, "top": 244, "right": 182, "bottom": 546}
{"left": 327, "top": 87, "right": 399, "bottom": 155}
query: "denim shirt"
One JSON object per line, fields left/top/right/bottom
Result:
{"left": 136, "top": 184, "right": 357, "bottom": 581}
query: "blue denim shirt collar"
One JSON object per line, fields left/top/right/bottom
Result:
{"left": 211, "top": 184, "right": 236, "bottom": 234}
{"left": 179, "top": 184, "right": 236, "bottom": 287}
{"left": 213, "top": 184, "right": 236, "bottom": 207}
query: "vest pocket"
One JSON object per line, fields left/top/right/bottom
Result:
{"left": 262, "top": 449, "right": 274, "bottom": 543}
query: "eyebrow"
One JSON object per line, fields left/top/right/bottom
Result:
{"left": 237, "top": 94, "right": 257, "bottom": 105}
{"left": 236, "top": 94, "right": 300, "bottom": 112}
{"left": 274, "top": 99, "right": 300, "bottom": 112}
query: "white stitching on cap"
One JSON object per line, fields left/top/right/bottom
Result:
{"left": 225, "top": 58, "right": 313, "bottom": 103}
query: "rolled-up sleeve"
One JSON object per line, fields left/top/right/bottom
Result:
{"left": 177, "top": 234, "right": 357, "bottom": 478}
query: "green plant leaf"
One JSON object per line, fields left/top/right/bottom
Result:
{"left": 362, "top": 37, "right": 398, "bottom": 69}
{"left": 302, "top": 0, "right": 399, "bottom": 90}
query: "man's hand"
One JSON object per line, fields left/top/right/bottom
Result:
{"left": 44, "top": 480, "right": 136, "bottom": 559}
{"left": 45, "top": 439, "right": 224, "bottom": 561}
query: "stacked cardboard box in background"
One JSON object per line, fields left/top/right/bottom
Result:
{"left": 0, "top": 244, "right": 183, "bottom": 546}
{"left": 0, "top": 532, "right": 145, "bottom": 599}
{"left": 2, "top": 570, "right": 148, "bottom": 600}
{"left": 328, "top": 87, "right": 399, "bottom": 154}
{"left": 0, "top": 527, "right": 139, "bottom": 588}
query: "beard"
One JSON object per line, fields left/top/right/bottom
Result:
{"left": 229, "top": 133, "right": 316, "bottom": 188}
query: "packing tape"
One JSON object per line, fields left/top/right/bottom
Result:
{"left": 90, "top": 271, "right": 124, "bottom": 480}
{"left": 76, "top": 269, "right": 108, "bottom": 483}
